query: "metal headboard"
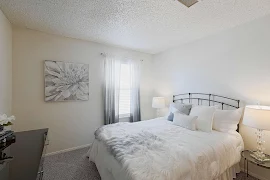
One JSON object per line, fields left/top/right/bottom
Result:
{"left": 173, "top": 93, "right": 240, "bottom": 131}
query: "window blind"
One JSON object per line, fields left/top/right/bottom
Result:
{"left": 119, "top": 63, "right": 131, "bottom": 116}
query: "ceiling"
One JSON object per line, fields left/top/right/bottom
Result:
{"left": 1, "top": 0, "right": 270, "bottom": 54}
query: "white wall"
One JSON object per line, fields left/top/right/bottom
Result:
{"left": 153, "top": 14, "right": 270, "bottom": 179}
{"left": 12, "top": 27, "right": 155, "bottom": 153}
{"left": 0, "top": 9, "right": 12, "bottom": 116}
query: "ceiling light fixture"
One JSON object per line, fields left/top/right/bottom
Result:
{"left": 177, "top": 0, "right": 201, "bottom": 8}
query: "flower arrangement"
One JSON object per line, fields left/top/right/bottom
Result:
{"left": 0, "top": 114, "right": 15, "bottom": 126}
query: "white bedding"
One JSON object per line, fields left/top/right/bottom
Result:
{"left": 88, "top": 117, "right": 244, "bottom": 180}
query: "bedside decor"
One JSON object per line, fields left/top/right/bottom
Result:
{"left": 152, "top": 97, "right": 165, "bottom": 117}
{"left": 0, "top": 114, "right": 15, "bottom": 131}
{"left": 242, "top": 105, "right": 270, "bottom": 162}
{"left": 44, "top": 60, "right": 89, "bottom": 102}
{"left": 241, "top": 150, "right": 270, "bottom": 177}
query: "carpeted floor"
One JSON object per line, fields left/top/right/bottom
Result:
{"left": 43, "top": 147, "right": 257, "bottom": 180}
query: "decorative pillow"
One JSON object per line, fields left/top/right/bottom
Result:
{"left": 167, "top": 103, "right": 192, "bottom": 121}
{"left": 213, "top": 108, "right": 244, "bottom": 132}
{"left": 173, "top": 112, "right": 198, "bottom": 131}
{"left": 167, "top": 112, "right": 174, "bottom": 121}
{"left": 189, "top": 106, "right": 216, "bottom": 132}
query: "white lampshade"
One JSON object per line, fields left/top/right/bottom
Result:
{"left": 152, "top": 97, "right": 165, "bottom": 109}
{"left": 242, "top": 105, "right": 270, "bottom": 131}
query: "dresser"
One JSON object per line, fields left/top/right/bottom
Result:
{"left": 0, "top": 128, "right": 49, "bottom": 180}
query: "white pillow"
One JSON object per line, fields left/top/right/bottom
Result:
{"left": 189, "top": 106, "right": 216, "bottom": 132}
{"left": 173, "top": 112, "right": 197, "bottom": 131}
{"left": 169, "top": 103, "right": 179, "bottom": 113}
{"left": 213, "top": 108, "right": 244, "bottom": 132}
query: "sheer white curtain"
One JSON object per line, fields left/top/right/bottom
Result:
{"left": 129, "top": 59, "right": 141, "bottom": 122}
{"left": 104, "top": 55, "right": 141, "bottom": 124}
{"left": 104, "top": 55, "right": 121, "bottom": 125}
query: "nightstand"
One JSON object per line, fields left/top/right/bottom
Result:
{"left": 241, "top": 150, "right": 270, "bottom": 177}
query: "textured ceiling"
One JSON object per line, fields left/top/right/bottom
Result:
{"left": 1, "top": 0, "right": 270, "bottom": 54}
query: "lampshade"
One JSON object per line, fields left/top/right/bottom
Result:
{"left": 152, "top": 97, "right": 165, "bottom": 109}
{"left": 242, "top": 105, "right": 270, "bottom": 131}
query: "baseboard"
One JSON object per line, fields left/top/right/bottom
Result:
{"left": 45, "top": 144, "right": 91, "bottom": 157}
{"left": 240, "top": 167, "right": 268, "bottom": 180}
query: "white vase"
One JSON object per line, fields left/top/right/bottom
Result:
{"left": 4, "top": 125, "right": 12, "bottom": 131}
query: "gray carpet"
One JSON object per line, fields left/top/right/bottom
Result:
{"left": 44, "top": 147, "right": 256, "bottom": 180}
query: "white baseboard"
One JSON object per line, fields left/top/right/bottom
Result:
{"left": 45, "top": 144, "right": 91, "bottom": 157}
{"left": 240, "top": 167, "right": 268, "bottom": 180}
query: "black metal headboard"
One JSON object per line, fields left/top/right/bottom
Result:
{"left": 173, "top": 93, "right": 240, "bottom": 131}
{"left": 173, "top": 93, "right": 240, "bottom": 109}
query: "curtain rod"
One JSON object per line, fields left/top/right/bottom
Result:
{"left": 100, "top": 52, "right": 143, "bottom": 61}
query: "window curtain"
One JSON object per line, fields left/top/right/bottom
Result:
{"left": 129, "top": 59, "right": 141, "bottom": 122}
{"left": 104, "top": 56, "right": 121, "bottom": 125}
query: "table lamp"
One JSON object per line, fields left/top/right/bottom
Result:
{"left": 242, "top": 105, "right": 270, "bottom": 162}
{"left": 152, "top": 97, "right": 165, "bottom": 117}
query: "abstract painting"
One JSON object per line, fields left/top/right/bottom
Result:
{"left": 44, "top": 60, "right": 89, "bottom": 102}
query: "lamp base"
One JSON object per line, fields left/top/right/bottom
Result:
{"left": 156, "top": 109, "right": 161, "bottom": 118}
{"left": 250, "top": 151, "right": 270, "bottom": 162}
{"left": 252, "top": 129, "right": 270, "bottom": 162}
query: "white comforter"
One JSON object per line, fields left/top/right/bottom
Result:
{"left": 89, "top": 118, "right": 244, "bottom": 180}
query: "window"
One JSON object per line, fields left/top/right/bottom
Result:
{"left": 119, "top": 63, "right": 131, "bottom": 118}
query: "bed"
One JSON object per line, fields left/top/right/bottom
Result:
{"left": 87, "top": 93, "right": 244, "bottom": 180}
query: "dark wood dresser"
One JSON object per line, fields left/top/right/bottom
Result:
{"left": 0, "top": 128, "right": 49, "bottom": 180}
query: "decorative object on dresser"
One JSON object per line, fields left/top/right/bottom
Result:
{"left": 0, "top": 128, "right": 49, "bottom": 180}
{"left": 44, "top": 60, "right": 89, "bottom": 102}
{"left": 0, "top": 131, "right": 15, "bottom": 144}
{"left": 0, "top": 114, "right": 15, "bottom": 132}
{"left": 242, "top": 105, "right": 270, "bottom": 162}
{"left": 152, "top": 97, "right": 165, "bottom": 117}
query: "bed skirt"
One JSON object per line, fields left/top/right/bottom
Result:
{"left": 216, "top": 164, "right": 240, "bottom": 180}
